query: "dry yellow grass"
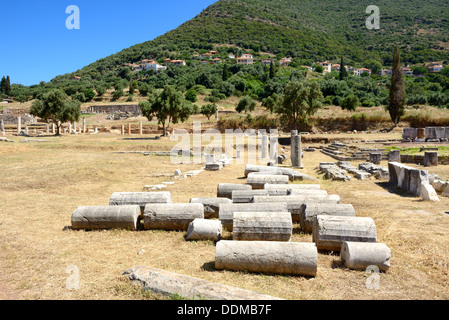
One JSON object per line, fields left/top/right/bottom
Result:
{"left": 0, "top": 132, "right": 449, "bottom": 300}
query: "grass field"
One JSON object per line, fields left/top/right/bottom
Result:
{"left": 1, "top": 130, "right": 449, "bottom": 300}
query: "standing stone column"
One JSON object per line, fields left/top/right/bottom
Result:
{"left": 46, "top": 124, "right": 50, "bottom": 135}
{"left": 24, "top": 126, "right": 29, "bottom": 135}
{"left": 291, "top": 133, "right": 302, "bottom": 168}
{"left": 121, "top": 124, "right": 125, "bottom": 136}
{"left": 388, "top": 150, "right": 401, "bottom": 163}
{"left": 424, "top": 152, "right": 438, "bottom": 167}
{"left": 139, "top": 122, "right": 143, "bottom": 135}
{"left": 369, "top": 152, "right": 382, "bottom": 164}
{"left": 73, "top": 121, "right": 77, "bottom": 133}
{"left": 128, "top": 123, "right": 131, "bottom": 135}
{"left": 17, "top": 117, "right": 21, "bottom": 134}
{"left": 417, "top": 128, "right": 425, "bottom": 139}
{"left": 215, "top": 110, "right": 219, "bottom": 121}
{"left": 1, "top": 119, "right": 5, "bottom": 135}
{"left": 69, "top": 123, "right": 72, "bottom": 135}
{"left": 83, "top": 117, "right": 86, "bottom": 134}
{"left": 290, "top": 130, "right": 298, "bottom": 167}
{"left": 52, "top": 123, "right": 56, "bottom": 134}
{"left": 269, "top": 129, "right": 278, "bottom": 162}
{"left": 261, "top": 133, "right": 268, "bottom": 160}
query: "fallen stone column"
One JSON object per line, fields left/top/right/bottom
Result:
{"left": 185, "top": 219, "right": 222, "bottom": 241}
{"left": 189, "top": 197, "right": 232, "bottom": 219}
{"left": 143, "top": 203, "right": 204, "bottom": 230}
{"left": 231, "top": 189, "right": 269, "bottom": 203}
{"left": 215, "top": 241, "right": 317, "bottom": 277}
{"left": 217, "top": 183, "right": 252, "bottom": 199}
{"left": 233, "top": 211, "right": 292, "bottom": 242}
{"left": 109, "top": 192, "right": 172, "bottom": 212}
{"left": 244, "top": 164, "right": 317, "bottom": 181}
{"left": 313, "top": 216, "right": 377, "bottom": 252}
{"left": 123, "top": 266, "right": 282, "bottom": 300}
{"left": 252, "top": 195, "right": 340, "bottom": 222}
{"left": 299, "top": 203, "right": 356, "bottom": 233}
{"left": 71, "top": 205, "right": 141, "bottom": 231}
{"left": 246, "top": 174, "right": 289, "bottom": 189}
{"left": 288, "top": 189, "right": 328, "bottom": 196}
{"left": 264, "top": 183, "right": 321, "bottom": 196}
{"left": 219, "top": 203, "right": 288, "bottom": 231}
{"left": 340, "top": 241, "right": 391, "bottom": 271}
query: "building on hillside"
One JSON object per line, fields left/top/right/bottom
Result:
{"left": 428, "top": 64, "right": 444, "bottom": 73}
{"left": 381, "top": 68, "right": 392, "bottom": 76}
{"left": 71, "top": 76, "right": 81, "bottom": 81}
{"left": 401, "top": 67, "right": 413, "bottom": 76}
{"left": 241, "top": 54, "right": 253, "bottom": 59}
{"left": 228, "top": 54, "right": 236, "bottom": 59}
{"left": 170, "top": 60, "right": 186, "bottom": 66}
{"left": 316, "top": 61, "right": 332, "bottom": 73}
{"left": 279, "top": 58, "right": 292, "bottom": 66}
{"left": 200, "top": 60, "right": 211, "bottom": 65}
{"left": 199, "top": 52, "right": 214, "bottom": 59}
{"left": 260, "top": 59, "right": 275, "bottom": 65}
{"left": 300, "top": 65, "right": 314, "bottom": 71}
{"left": 164, "top": 58, "right": 172, "bottom": 65}
{"left": 237, "top": 57, "right": 254, "bottom": 65}
{"left": 211, "top": 58, "right": 222, "bottom": 65}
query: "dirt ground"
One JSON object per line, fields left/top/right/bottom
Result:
{"left": 0, "top": 130, "right": 448, "bottom": 300}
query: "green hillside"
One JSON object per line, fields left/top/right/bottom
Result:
{"left": 75, "top": 0, "right": 448, "bottom": 74}
{"left": 6, "top": 0, "right": 449, "bottom": 106}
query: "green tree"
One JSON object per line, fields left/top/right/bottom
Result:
{"left": 315, "top": 65, "right": 324, "bottom": 73}
{"left": 139, "top": 85, "right": 192, "bottom": 136}
{"left": 339, "top": 57, "right": 348, "bottom": 80}
{"left": 0, "top": 76, "right": 5, "bottom": 94}
{"left": 236, "top": 96, "right": 257, "bottom": 114}
{"left": 96, "top": 85, "right": 107, "bottom": 97}
{"left": 5, "top": 76, "right": 11, "bottom": 95}
{"left": 185, "top": 88, "right": 197, "bottom": 102}
{"left": 275, "top": 80, "right": 323, "bottom": 130}
{"left": 269, "top": 61, "right": 276, "bottom": 79}
{"left": 84, "top": 88, "right": 96, "bottom": 101}
{"left": 201, "top": 104, "right": 218, "bottom": 120}
{"left": 129, "top": 79, "right": 137, "bottom": 95}
{"left": 222, "top": 63, "right": 231, "bottom": 81}
{"left": 388, "top": 48, "right": 406, "bottom": 126}
{"left": 340, "top": 94, "right": 359, "bottom": 111}
{"left": 30, "top": 89, "right": 81, "bottom": 136}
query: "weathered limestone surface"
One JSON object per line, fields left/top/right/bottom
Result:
{"left": 252, "top": 195, "right": 340, "bottom": 222}
{"left": 388, "top": 150, "right": 401, "bottom": 163}
{"left": 246, "top": 174, "right": 289, "bottom": 189}
{"left": 143, "top": 203, "right": 204, "bottom": 230}
{"left": 185, "top": 219, "right": 222, "bottom": 241}
{"left": 109, "top": 192, "right": 172, "bottom": 212}
{"left": 215, "top": 241, "right": 318, "bottom": 277}
{"left": 189, "top": 197, "right": 232, "bottom": 218}
{"left": 264, "top": 183, "right": 321, "bottom": 196}
{"left": 423, "top": 152, "right": 438, "bottom": 167}
{"left": 388, "top": 162, "right": 429, "bottom": 196}
{"left": 231, "top": 189, "right": 269, "bottom": 203}
{"left": 340, "top": 242, "right": 391, "bottom": 271}
{"left": 313, "top": 216, "right": 377, "bottom": 252}
{"left": 71, "top": 205, "right": 141, "bottom": 231}
{"left": 421, "top": 182, "right": 440, "bottom": 202}
{"left": 288, "top": 189, "right": 329, "bottom": 197}
{"left": 299, "top": 203, "right": 356, "bottom": 233}
{"left": 244, "top": 164, "right": 317, "bottom": 181}
{"left": 219, "top": 203, "right": 288, "bottom": 231}
{"left": 123, "top": 266, "right": 282, "bottom": 300}
{"left": 217, "top": 183, "right": 252, "bottom": 199}
{"left": 233, "top": 212, "right": 292, "bottom": 242}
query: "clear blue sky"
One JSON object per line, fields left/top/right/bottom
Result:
{"left": 0, "top": 0, "right": 217, "bottom": 86}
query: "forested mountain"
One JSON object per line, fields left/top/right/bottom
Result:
{"left": 59, "top": 0, "right": 448, "bottom": 82}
